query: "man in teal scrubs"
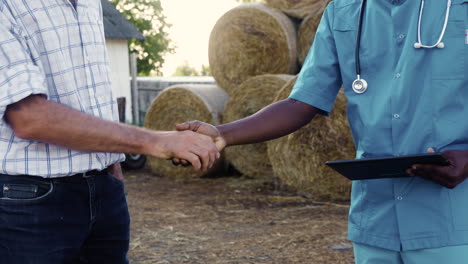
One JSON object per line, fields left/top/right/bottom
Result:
{"left": 176, "top": 0, "right": 468, "bottom": 262}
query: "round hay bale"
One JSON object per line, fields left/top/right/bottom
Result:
{"left": 265, "top": 0, "right": 329, "bottom": 19}
{"left": 223, "top": 74, "right": 295, "bottom": 178}
{"left": 209, "top": 4, "right": 298, "bottom": 94}
{"left": 297, "top": 11, "right": 323, "bottom": 65}
{"left": 144, "top": 84, "right": 229, "bottom": 178}
{"left": 267, "top": 79, "right": 355, "bottom": 200}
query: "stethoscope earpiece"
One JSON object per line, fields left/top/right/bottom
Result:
{"left": 414, "top": 41, "right": 445, "bottom": 49}
{"left": 414, "top": 0, "right": 451, "bottom": 50}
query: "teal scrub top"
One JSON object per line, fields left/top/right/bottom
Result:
{"left": 290, "top": 0, "right": 468, "bottom": 251}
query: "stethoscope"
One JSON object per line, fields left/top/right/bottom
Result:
{"left": 352, "top": 0, "right": 452, "bottom": 94}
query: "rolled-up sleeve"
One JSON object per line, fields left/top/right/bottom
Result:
{"left": 289, "top": 1, "right": 342, "bottom": 115}
{"left": 0, "top": 17, "right": 48, "bottom": 118}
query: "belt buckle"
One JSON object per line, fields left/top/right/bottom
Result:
{"left": 82, "top": 168, "right": 107, "bottom": 178}
{"left": 82, "top": 169, "right": 98, "bottom": 178}
{"left": 82, "top": 171, "right": 93, "bottom": 178}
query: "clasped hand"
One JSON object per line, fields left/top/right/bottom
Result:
{"left": 171, "top": 120, "right": 226, "bottom": 169}
{"left": 407, "top": 148, "right": 468, "bottom": 189}
{"left": 160, "top": 127, "right": 221, "bottom": 171}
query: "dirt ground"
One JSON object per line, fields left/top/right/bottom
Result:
{"left": 124, "top": 168, "right": 354, "bottom": 264}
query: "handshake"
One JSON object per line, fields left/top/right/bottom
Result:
{"left": 161, "top": 120, "right": 225, "bottom": 171}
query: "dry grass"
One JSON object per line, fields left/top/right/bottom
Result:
{"left": 125, "top": 168, "right": 354, "bottom": 264}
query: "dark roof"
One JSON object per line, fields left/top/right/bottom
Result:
{"left": 101, "top": 0, "right": 145, "bottom": 40}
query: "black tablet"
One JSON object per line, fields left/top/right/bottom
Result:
{"left": 326, "top": 153, "right": 449, "bottom": 181}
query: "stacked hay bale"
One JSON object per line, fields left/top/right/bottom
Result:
{"left": 223, "top": 74, "right": 295, "bottom": 177}
{"left": 265, "top": 0, "right": 330, "bottom": 19}
{"left": 267, "top": 78, "right": 355, "bottom": 200}
{"left": 207, "top": 1, "right": 324, "bottom": 178}
{"left": 144, "top": 84, "right": 229, "bottom": 178}
{"left": 209, "top": 4, "right": 298, "bottom": 94}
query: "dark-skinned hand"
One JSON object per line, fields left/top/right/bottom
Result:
{"left": 406, "top": 148, "right": 468, "bottom": 189}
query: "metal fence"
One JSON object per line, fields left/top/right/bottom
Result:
{"left": 135, "top": 76, "right": 216, "bottom": 125}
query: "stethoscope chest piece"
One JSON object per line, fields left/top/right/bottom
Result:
{"left": 352, "top": 77, "right": 368, "bottom": 94}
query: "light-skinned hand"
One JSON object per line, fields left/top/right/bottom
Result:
{"left": 153, "top": 130, "right": 220, "bottom": 171}
{"left": 171, "top": 120, "right": 226, "bottom": 167}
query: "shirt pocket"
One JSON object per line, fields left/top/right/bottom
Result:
{"left": 333, "top": 14, "right": 358, "bottom": 47}
{"left": 333, "top": 10, "right": 359, "bottom": 93}
{"left": 348, "top": 181, "right": 366, "bottom": 228}
{"left": 431, "top": 2, "right": 467, "bottom": 80}
{"left": 448, "top": 181, "right": 468, "bottom": 231}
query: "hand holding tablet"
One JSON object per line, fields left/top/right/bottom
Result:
{"left": 326, "top": 153, "right": 449, "bottom": 181}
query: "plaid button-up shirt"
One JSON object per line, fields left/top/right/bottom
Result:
{"left": 0, "top": 0, "right": 124, "bottom": 177}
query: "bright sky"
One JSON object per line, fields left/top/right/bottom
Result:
{"left": 159, "top": 0, "right": 239, "bottom": 76}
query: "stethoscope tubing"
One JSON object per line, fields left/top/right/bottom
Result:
{"left": 415, "top": 0, "right": 451, "bottom": 48}
{"left": 355, "top": 0, "right": 367, "bottom": 77}
{"left": 353, "top": 0, "right": 451, "bottom": 94}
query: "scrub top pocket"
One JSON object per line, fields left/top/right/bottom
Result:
{"left": 431, "top": 1, "right": 467, "bottom": 80}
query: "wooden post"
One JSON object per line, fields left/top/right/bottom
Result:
{"left": 130, "top": 52, "right": 139, "bottom": 125}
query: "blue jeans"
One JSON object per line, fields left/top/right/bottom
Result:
{"left": 0, "top": 171, "right": 130, "bottom": 264}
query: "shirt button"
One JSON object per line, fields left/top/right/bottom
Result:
{"left": 395, "top": 73, "right": 401, "bottom": 78}
{"left": 398, "top": 34, "right": 405, "bottom": 39}
{"left": 397, "top": 196, "right": 403, "bottom": 201}
{"left": 393, "top": 113, "right": 400, "bottom": 119}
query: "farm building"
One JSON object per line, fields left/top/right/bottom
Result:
{"left": 101, "top": 0, "right": 144, "bottom": 123}
{"left": 101, "top": 1, "right": 216, "bottom": 125}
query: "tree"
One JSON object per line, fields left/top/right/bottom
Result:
{"left": 172, "top": 62, "right": 212, "bottom": 77}
{"left": 111, "top": 0, "right": 174, "bottom": 76}
{"left": 200, "top": 65, "right": 211, "bottom": 76}
{"left": 173, "top": 61, "right": 200, "bottom": 76}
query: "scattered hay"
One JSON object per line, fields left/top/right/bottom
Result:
{"left": 265, "top": 0, "right": 330, "bottom": 19}
{"left": 209, "top": 4, "right": 298, "bottom": 94}
{"left": 144, "top": 84, "right": 229, "bottom": 178}
{"left": 267, "top": 80, "right": 355, "bottom": 200}
{"left": 297, "top": 10, "right": 324, "bottom": 65}
{"left": 223, "top": 74, "right": 295, "bottom": 177}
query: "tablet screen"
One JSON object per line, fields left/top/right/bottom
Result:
{"left": 326, "top": 153, "right": 449, "bottom": 180}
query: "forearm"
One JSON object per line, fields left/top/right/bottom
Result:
{"left": 217, "top": 99, "right": 320, "bottom": 146}
{"left": 5, "top": 95, "right": 167, "bottom": 158}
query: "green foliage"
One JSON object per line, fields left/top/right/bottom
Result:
{"left": 111, "top": 0, "right": 174, "bottom": 76}
{"left": 173, "top": 62, "right": 211, "bottom": 77}
{"left": 173, "top": 61, "right": 198, "bottom": 76}
{"left": 200, "top": 65, "right": 211, "bottom": 76}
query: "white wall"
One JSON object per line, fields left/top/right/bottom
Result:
{"left": 106, "top": 39, "right": 133, "bottom": 123}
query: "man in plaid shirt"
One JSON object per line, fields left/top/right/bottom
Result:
{"left": 0, "top": 1, "right": 219, "bottom": 263}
